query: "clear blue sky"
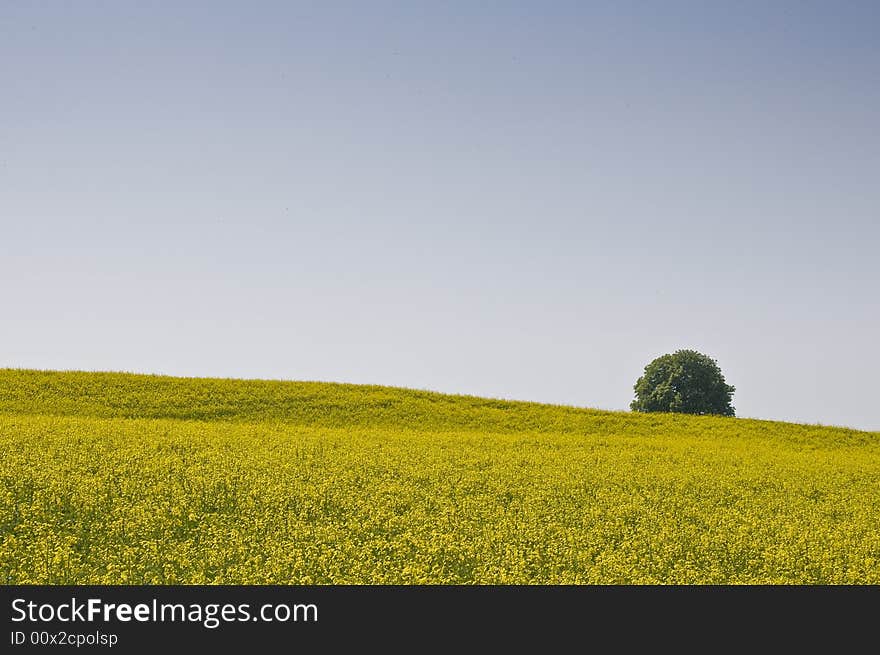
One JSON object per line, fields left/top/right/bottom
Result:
{"left": 2, "top": 1, "right": 878, "bottom": 430}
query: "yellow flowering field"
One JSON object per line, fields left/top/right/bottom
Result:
{"left": 1, "top": 369, "right": 878, "bottom": 584}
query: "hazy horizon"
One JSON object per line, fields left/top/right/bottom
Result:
{"left": 2, "top": 2, "right": 878, "bottom": 430}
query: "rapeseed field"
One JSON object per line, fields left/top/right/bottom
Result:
{"left": 1, "top": 369, "right": 878, "bottom": 584}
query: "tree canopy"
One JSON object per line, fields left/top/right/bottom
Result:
{"left": 631, "top": 350, "right": 735, "bottom": 416}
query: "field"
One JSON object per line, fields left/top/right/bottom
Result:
{"left": 1, "top": 369, "right": 879, "bottom": 584}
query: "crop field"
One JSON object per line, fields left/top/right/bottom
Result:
{"left": 1, "top": 369, "right": 879, "bottom": 584}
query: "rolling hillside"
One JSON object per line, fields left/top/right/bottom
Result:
{"left": 1, "top": 369, "right": 878, "bottom": 584}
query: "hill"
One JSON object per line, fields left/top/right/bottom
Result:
{"left": 1, "top": 368, "right": 878, "bottom": 583}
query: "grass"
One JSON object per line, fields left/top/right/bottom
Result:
{"left": 1, "top": 368, "right": 878, "bottom": 584}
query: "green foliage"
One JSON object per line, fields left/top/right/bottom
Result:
{"left": 631, "top": 350, "right": 736, "bottom": 417}
{"left": 1, "top": 369, "right": 878, "bottom": 584}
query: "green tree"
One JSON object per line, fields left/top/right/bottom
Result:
{"left": 631, "top": 350, "right": 735, "bottom": 416}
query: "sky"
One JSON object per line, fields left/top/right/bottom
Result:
{"left": 1, "top": 1, "right": 878, "bottom": 430}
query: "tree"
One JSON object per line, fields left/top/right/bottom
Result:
{"left": 630, "top": 349, "right": 735, "bottom": 416}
